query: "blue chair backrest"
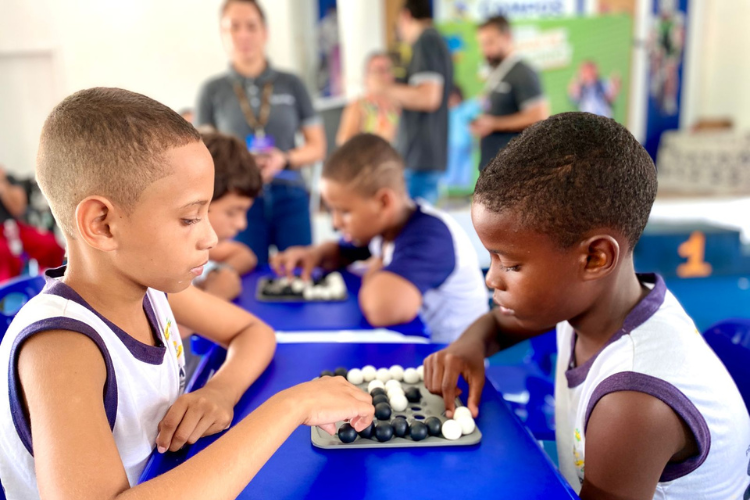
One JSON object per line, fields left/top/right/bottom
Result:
{"left": 0, "top": 275, "right": 46, "bottom": 338}
{"left": 703, "top": 319, "right": 750, "bottom": 411}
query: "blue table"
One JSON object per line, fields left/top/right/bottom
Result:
{"left": 235, "top": 267, "right": 428, "bottom": 337}
{"left": 140, "top": 343, "right": 578, "bottom": 499}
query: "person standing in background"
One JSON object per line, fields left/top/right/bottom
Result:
{"left": 336, "top": 53, "right": 401, "bottom": 146}
{"left": 196, "top": 0, "right": 326, "bottom": 266}
{"left": 472, "top": 16, "right": 548, "bottom": 171}
{"left": 374, "top": 0, "right": 453, "bottom": 205}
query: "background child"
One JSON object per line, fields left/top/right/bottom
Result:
{"left": 194, "top": 131, "right": 262, "bottom": 300}
{"left": 424, "top": 112, "right": 750, "bottom": 499}
{"left": 0, "top": 87, "right": 373, "bottom": 500}
{"left": 272, "top": 133, "right": 488, "bottom": 343}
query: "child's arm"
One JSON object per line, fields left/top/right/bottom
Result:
{"left": 159, "top": 286, "right": 276, "bottom": 452}
{"left": 270, "top": 241, "right": 344, "bottom": 281}
{"left": 19, "top": 330, "right": 373, "bottom": 500}
{"left": 358, "top": 268, "right": 423, "bottom": 327}
{"left": 424, "top": 309, "right": 551, "bottom": 417}
{"left": 196, "top": 266, "right": 242, "bottom": 301}
{"left": 579, "top": 390, "right": 697, "bottom": 500}
{"left": 208, "top": 240, "right": 258, "bottom": 275}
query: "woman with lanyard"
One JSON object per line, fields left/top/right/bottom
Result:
{"left": 196, "top": 0, "right": 326, "bottom": 266}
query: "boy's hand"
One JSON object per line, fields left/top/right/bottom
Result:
{"left": 202, "top": 267, "right": 242, "bottom": 300}
{"left": 285, "top": 376, "right": 375, "bottom": 435}
{"left": 270, "top": 246, "right": 320, "bottom": 281}
{"left": 155, "top": 386, "right": 235, "bottom": 453}
{"left": 424, "top": 338, "right": 486, "bottom": 418}
{"left": 256, "top": 148, "right": 288, "bottom": 184}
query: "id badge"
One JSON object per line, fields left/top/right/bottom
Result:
{"left": 246, "top": 133, "right": 275, "bottom": 154}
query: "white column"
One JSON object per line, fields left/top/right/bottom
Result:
{"left": 337, "top": 0, "right": 387, "bottom": 100}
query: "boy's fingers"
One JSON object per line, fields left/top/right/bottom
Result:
{"left": 441, "top": 366, "right": 461, "bottom": 418}
{"left": 187, "top": 416, "right": 215, "bottom": 444}
{"left": 318, "top": 423, "right": 337, "bottom": 435}
{"left": 156, "top": 399, "right": 188, "bottom": 453}
{"left": 168, "top": 406, "right": 203, "bottom": 452}
{"left": 466, "top": 372, "right": 485, "bottom": 418}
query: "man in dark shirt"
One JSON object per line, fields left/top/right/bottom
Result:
{"left": 472, "top": 16, "right": 549, "bottom": 170}
{"left": 375, "top": 0, "right": 453, "bottom": 204}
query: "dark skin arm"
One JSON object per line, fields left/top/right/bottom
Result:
{"left": 580, "top": 391, "right": 698, "bottom": 500}
{"left": 423, "top": 308, "right": 551, "bottom": 417}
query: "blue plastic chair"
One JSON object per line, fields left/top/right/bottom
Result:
{"left": 0, "top": 275, "right": 45, "bottom": 338}
{"left": 703, "top": 319, "right": 750, "bottom": 411}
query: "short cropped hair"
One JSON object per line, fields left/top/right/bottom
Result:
{"left": 474, "top": 112, "right": 657, "bottom": 250}
{"left": 201, "top": 132, "right": 262, "bottom": 200}
{"left": 478, "top": 15, "right": 511, "bottom": 34}
{"left": 403, "top": 0, "right": 432, "bottom": 20}
{"left": 36, "top": 87, "right": 201, "bottom": 236}
{"left": 323, "top": 134, "right": 405, "bottom": 196}
{"left": 220, "top": 0, "right": 266, "bottom": 24}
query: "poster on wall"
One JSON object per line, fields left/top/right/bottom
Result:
{"left": 317, "top": 0, "right": 343, "bottom": 98}
{"left": 435, "top": 0, "right": 581, "bottom": 21}
{"left": 643, "top": 0, "right": 687, "bottom": 159}
{"left": 438, "top": 14, "right": 633, "bottom": 194}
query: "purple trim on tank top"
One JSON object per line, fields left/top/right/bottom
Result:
{"left": 583, "top": 371, "right": 711, "bottom": 482}
{"left": 8, "top": 317, "right": 118, "bottom": 456}
{"left": 43, "top": 267, "right": 165, "bottom": 365}
{"left": 565, "top": 273, "right": 667, "bottom": 388}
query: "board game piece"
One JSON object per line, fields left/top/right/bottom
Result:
{"left": 453, "top": 406, "right": 472, "bottom": 421}
{"left": 385, "top": 380, "right": 402, "bottom": 391}
{"left": 425, "top": 417, "right": 442, "bottom": 437}
{"left": 346, "top": 368, "right": 364, "bottom": 385}
{"left": 409, "top": 421, "right": 428, "bottom": 441}
{"left": 405, "top": 386, "right": 421, "bottom": 403}
{"left": 457, "top": 416, "right": 476, "bottom": 435}
{"left": 338, "top": 423, "right": 358, "bottom": 443}
{"left": 374, "top": 402, "right": 392, "bottom": 421}
{"left": 368, "top": 380, "right": 385, "bottom": 393}
{"left": 358, "top": 422, "right": 375, "bottom": 439}
{"left": 375, "top": 422, "right": 394, "bottom": 442}
{"left": 403, "top": 368, "right": 420, "bottom": 384}
{"left": 362, "top": 365, "right": 377, "bottom": 382}
{"left": 390, "top": 395, "right": 408, "bottom": 412}
{"left": 417, "top": 365, "right": 424, "bottom": 381}
{"left": 320, "top": 370, "right": 334, "bottom": 378}
{"left": 389, "top": 365, "right": 404, "bottom": 381}
{"left": 392, "top": 418, "right": 409, "bottom": 438}
{"left": 370, "top": 387, "right": 386, "bottom": 398}
{"left": 334, "top": 367, "right": 348, "bottom": 378}
{"left": 372, "top": 394, "right": 389, "bottom": 406}
{"left": 375, "top": 368, "right": 391, "bottom": 383}
{"left": 442, "top": 419, "right": 462, "bottom": 441}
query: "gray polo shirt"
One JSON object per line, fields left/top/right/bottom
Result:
{"left": 396, "top": 27, "right": 453, "bottom": 173}
{"left": 196, "top": 64, "right": 321, "bottom": 183}
{"left": 479, "top": 56, "right": 544, "bottom": 170}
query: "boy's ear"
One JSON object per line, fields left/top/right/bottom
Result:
{"left": 579, "top": 234, "right": 620, "bottom": 281}
{"left": 374, "top": 187, "right": 396, "bottom": 210}
{"left": 74, "top": 196, "right": 121, "bottom": 252}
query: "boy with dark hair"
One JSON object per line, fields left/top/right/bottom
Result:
{"left": 425, "top": 112, "right": 750, "bottom": 499}
{"left": 272, "top": 133, "right": 488, "bottom": 343}
{"left": 195, "top": 131, "right": 262, "bottom": 300}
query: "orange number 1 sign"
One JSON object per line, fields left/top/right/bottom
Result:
{"left": 677, "top": 231, "right": 713, "bottom": 278}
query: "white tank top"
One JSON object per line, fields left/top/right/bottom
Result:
{"left": 555, "top": 274, "right": 750, "bottom": 499}
{"left": 0, "top": 268, "right": 186, "bottom": 499}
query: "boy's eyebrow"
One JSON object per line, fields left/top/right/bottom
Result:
{"left": 180, "top": 200, "right": 209, "bottom": 209}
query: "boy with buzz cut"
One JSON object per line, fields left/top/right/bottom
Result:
{"left": 0, "top": 88, "right": 374, "bottom": 500}
{"left": 194, "top": 131, "right": 263, "bottom": 300}
{"left": 425, "top": 112, "right": 750, "bottom": 499}
{"left": 272, "top": 133, "right": 488, "bottom": 343}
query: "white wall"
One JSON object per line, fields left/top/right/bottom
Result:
{"left": 691, "top": 0, "right": 750, "bottom": 130}
{"left": 0, "top": 0, "right": 309, "bottom": 177}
